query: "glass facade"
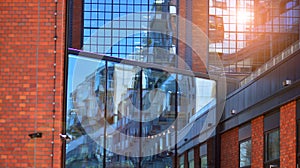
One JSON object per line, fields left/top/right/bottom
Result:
{"left": 66, "top": 0, "right": 300, "bottom": 167}
{"left": 82, "top": 0, "right": 177, "bottom": 65}
{"left": 65, "top": 51, "right": 216, "bottom": 167}
{"left": 208, "top": 0, "right": 300, "bottom": 75}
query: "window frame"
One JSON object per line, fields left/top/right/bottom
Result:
{"left": 239, "top": 138, "right": 252, "bottom": 168}
{"left": 264, "top": 128, "right": 280, "bottom": 166}
{"left": 199, "top": 143, "right": 208, "bottom": 168}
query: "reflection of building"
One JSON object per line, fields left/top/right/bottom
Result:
{"left": 67, "top": 0, "right": 300, "bottom": 167}
{"left": 66, "top": 60, "right": 216, "bottom": 167}
{"left": 209, "top": 0, "right": 300, "bottom": 80}
{"left": 2, "top": 0, "right": 300, "bottom": 168}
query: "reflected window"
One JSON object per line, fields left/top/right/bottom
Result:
{"left": 66, "top": 50, "right": 216, "bottom": 167}
{"left": 179, "top": 154, "right": 185, "bottom": 168}
{"left": 201, "top": 155, "right": 208, "bottom": 168}
{"left": 200, "top": 143, "right": 207, "bottom": 168}
{"left": 188, "top": 149, "right": 194, "bottom": 168}
{"left": 78, "top": 0, "right": 178, "bottom": 65}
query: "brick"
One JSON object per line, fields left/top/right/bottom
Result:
{"left": 251, "top": 116, "right": 264, "bottom": 168}
{"left": 0, "top": 1, "right": 65, "bottom": 167}
{"left": 280, "top": 101, "right": 297, "bottom": 168}
{"left": 221, "top": 127, "right": 239, "bottom": 168}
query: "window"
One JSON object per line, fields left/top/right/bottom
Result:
{"left": 239, "top": 139, "right": 251, "bottom": 167}
{"left": 239, "top": 123, "right": 251, "bottom": 168}
{"left": 200, "top": 155, "right": 208, "bottom": 168}
{"left": 265, "top": 128, "right": 280, "bottom": 161}
{"left": 179, "top": 155, "right": 185, "bottom": 168}
{"left": 199, "top": 143, "right": 207, "bottom": 168}
{"left": 188, "top": 149, "right": 194, "bottom": 168}
{"left": 264, "top": 111, "right": 280, "bottom": 167}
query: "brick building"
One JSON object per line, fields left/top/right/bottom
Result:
{"left": 0, "top": 0, "right": 300, "bottom": 167}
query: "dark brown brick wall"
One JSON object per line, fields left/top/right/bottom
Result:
{"left": 0, "top": 0, "right": 65, "bottom": 167}
{"left": 280, "top": 101, "right": 297, "bottom": 168}
{"left": 194, "top": 145, "right": 200, "bottom": 168}
{"left": 71, "top": 0, "right": 83, "bottom": 49}
{"left": 221, "top": 127, "right": 239, "bottom": 168}
{"left": 251, "top": 116, "right": 264, "bottom": 168}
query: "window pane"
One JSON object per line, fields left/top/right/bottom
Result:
{"left": 105, "top": 62, "right": 141, "bottom": 167}
{"left": 179, "top": 155, "right": 185, "bottom": 168}
{"left": 66, "top": 54, "right": 106, "bottom": 167}
{"left": 140, "top": 68, "right": 175, "bottom": 167}
{"left": 200, "top": 155, "right": 207, "bottom": 168}
{"left": 266, "top": 129, "right": 280, "bottom": 161}
{"left": 188, "top": 149, "right": 194, "bottom": 168}
{"left": 240, "top": 139, "right": 252, "bottom": 167}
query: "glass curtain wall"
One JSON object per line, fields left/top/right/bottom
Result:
{"left": 66, "top": 0, "right": 217, "bottom": 167}
{"left": 208, "top": 0, "right": 300, "bottom": 75}
{"left": 82, "top": 0, "right": 177, "bottom": 66}
{"left": 65, "top": 52, "right": 216, "bottom": 167}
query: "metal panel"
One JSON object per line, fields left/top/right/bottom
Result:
{"left": 220, "top": 50, "right": 300, "bottom": 133}
{"left": 239, "top": 123, "right": 251, "bottom": 141}
{"left": 264, "top": 111, "right": 280, "bottom": 132}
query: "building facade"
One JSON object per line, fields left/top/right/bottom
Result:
{"left": 0, "top": 0, "right": 300, "bottom": 168}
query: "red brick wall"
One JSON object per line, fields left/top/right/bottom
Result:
{"left": 280, "top": 101, "right": 297, "bottom": 168}
{"left": 251, "top": 116, "right": 264, "bottom": 168}
{"left": 0, "top": 0, "right": 65, "bottom": 167}
{"left": 194, "top": 145, "right": 200, "bottom": 168}
{"left": 221, "top": 127, "right": 239, "bottom": 168}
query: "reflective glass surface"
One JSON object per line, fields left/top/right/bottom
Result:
{"left": 209, "top": 0, "right": 300, "bottom": 75}
{"left": 200, "top": 155, "right": 208, "bottom": 168}
{"left": 66, "top": 55, "right": 106, "bottom": 167}
{"left": 265, "top": 129, "right": 280, "bottom": 162}
{"left": 82, "top": 0, "right": 177, "bottom": 66}
{"left": 179, "top": 154, "right": 185, "bottom": 168}
{"left": 239, "top": 139, "right": 251, "bottom": 167}
{"left": 66, "top": 53, "right": 216, "bottom": 167}
{"left": 188, "top": 149, "right": 194, "bottom": 168}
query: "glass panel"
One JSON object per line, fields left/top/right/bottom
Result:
{"left": 265, "top": 129, "right": 280, "bottom": 161}
{"left": 200, "top": 155, "right": 207, "bottom": 168}
{"left": 240, "top": 139, "right": 251, "bottom": 167}
{"left": 188, "top": 149, "right": 194, "bottom": 168}
{"left": 209, "top": 0, "right": 300, "bottom": 77}
{"left": 105, "top": 62, "right": 141, "bottom": 167}
{"left": 66, "top": 54, "right": 106, "bottom": 167}
{"left": 66, "top": 51, "right": 217, "bottom": 167}
{"left": 179, "top": 155, "right": 185, "bottom": 168}
{"left": 200, "top": 143, "right": 207, "bottom": 156}
{"left": 140, "top": 68, "right": 175, "bottom": 167}
{"left": 69, "top": 0, "right": 178, "bottom": 67}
